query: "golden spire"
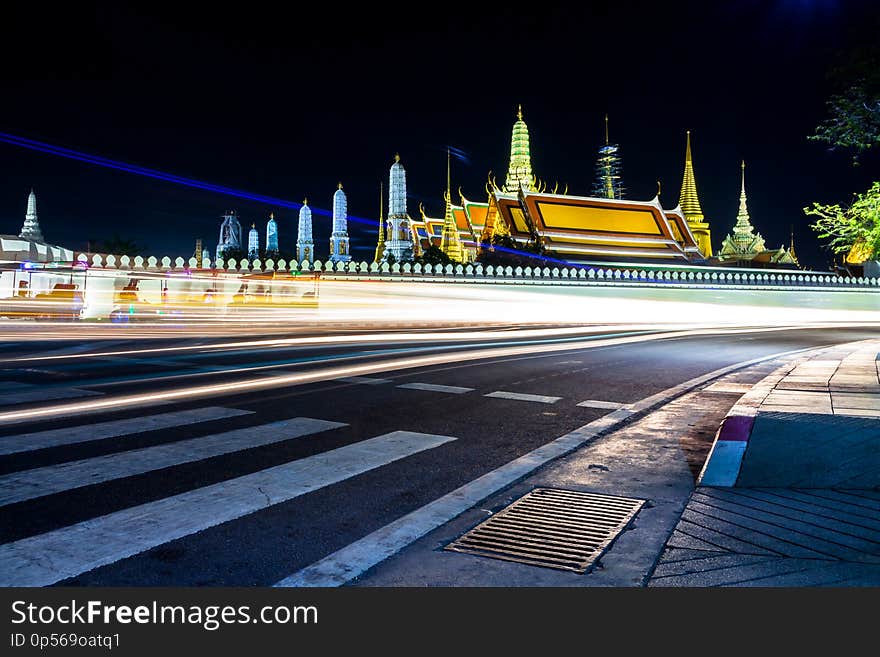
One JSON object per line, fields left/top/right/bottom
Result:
{"left": 503, "top": 105, "right": 535, "bottom": 193}
{"left": 394, "top": 153, "right": 400, "bottom": 163}
{"left": 338, "top": 182, "right": 343, "bottom": 190}
{"left": 440, "top": 149, "right": 463, "bottom": 263}
{"left": 679, "top": 130, "right": 704, "bottom": 221}
{"left": 269, "top": 212, "right": 274, "bottom": 220}
{"left": 303, "top": 197, "right": 308, "bottom": 205}
{"left": 374, "top": 181, "right": 385, "bottom": 263}
{"left": 734, "top": 160, "right": 756, "bottom": 235}
{"left": 604, "top": 114, "right": 609, "bottom": 146}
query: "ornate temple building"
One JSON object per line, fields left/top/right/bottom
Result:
{"left": 714, "top": 162, "right": 797, "bottom": 267}
{"left": 381, "top": 155, "right": 414, "bottom": 262}
{"left": 366, "top": 107, "right": 807, "bottom": 268}
{"left": 679, "top": 132, "right": 712, "bottom": 257}
{"left": 329, "top": 183, "right": 351, "bottom": 263}
{"left": 247, "top": 223, "right": 259, "bottom": 261}
{"left": 20, "top": 189, "right": 43, "bottom": 242}
{"left": 1, "top": 190, "right": 73, "bottom": 263}
{"left": 265, "top": 212, "right": 279, "bottom": 256}
{"left": 503, "top": 106, "right": 537, "bottom": 193}
{"left": 476, "top": 109, "right": 704, "bottom": 263}
{"left": 216, "top": 211, "right": 242, "bottom": 261}
{"left": 296, "top": 199, "right": 314, "bottom": 263}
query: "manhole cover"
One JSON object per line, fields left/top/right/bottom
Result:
{"left": 446, "top": 487, "right": 644, "bottom": 573}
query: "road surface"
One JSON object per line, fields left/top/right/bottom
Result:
{"left": 0, "top": 323, "right": 876, "bottom": 586}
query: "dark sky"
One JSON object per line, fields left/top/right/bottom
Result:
{"left": 1, "top": 1, "right": 878, "bottom": 268}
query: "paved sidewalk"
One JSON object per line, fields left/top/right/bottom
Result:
{"left": 650, "top": 339, "right": 880, "bottom": 586}
{"left": 350, "top": 358, "right": 787, "bottom": 586}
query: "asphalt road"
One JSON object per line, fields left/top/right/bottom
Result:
{"left": 0, "top": 323, "right": 877, "bottom": 586}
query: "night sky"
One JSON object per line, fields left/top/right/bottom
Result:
{"left": 1, "top": 1, "right": 878, "bottom": 268}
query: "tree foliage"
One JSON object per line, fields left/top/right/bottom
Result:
{"left": 809, "top": 45, "right": 880, "bottom": 166}
{"left": 94, "top": 235, "right": 146, "bottom": 256}
{"left": 477, "top": 234, "right": 546, "bottom": 267}
{"left": 417, "top": 245, "right": 452, "bottom": 266}
{"left": 804, "top": 182, "right": 880, "bottom": 257}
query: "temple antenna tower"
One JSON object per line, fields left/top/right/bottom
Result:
{"left": 592, "top": 115, "right": 625, "bottom": 199}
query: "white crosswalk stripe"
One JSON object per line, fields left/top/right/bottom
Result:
{"left": 0, "top": 407, "right": 253, "bottom": 456}
{"left": 576, "top": 399, "right": 628, "bottom": 410}
{"left": 0, "top": 417, "right": 347, "bottom": 506}
{"left": 0, "top": 430, "right": 457, "bottom": 586}
{"left": 397, "top": 383, "right": 474, "bottom": 394}
{"left": 485, "top": 391, "right": 561, "bottom": 404}
{"left": 0, "top": 385, "right": 102, "bottom": 407}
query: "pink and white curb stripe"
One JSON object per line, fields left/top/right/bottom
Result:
{"left": 697, "top": 357, "right": 810, "bottom": 486}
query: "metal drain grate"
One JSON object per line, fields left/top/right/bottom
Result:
{"left": 446, "top": 487, "right": 644, "bottom": 573}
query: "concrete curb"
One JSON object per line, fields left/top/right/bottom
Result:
{"left": 697, "top": 359, "right": 802, "bottom": 487}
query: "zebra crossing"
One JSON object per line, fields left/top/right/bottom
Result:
{"left": 0, "top": 406, "right": 252, "bottom": 455}
{"left": 0, "top": 403, "right": 458, "bottom": 586}
{"left": 0, "top": 372, "right": 637, "bottom": 586}
{"left": 0, "top": 417, "right": 346, "bottom": 506}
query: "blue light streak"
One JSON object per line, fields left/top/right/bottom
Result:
{"left": 0, "top": 131, "right": 578, "bottom": 268}
{"left": 0, "top": 131, "right": 384, "bottom": 226}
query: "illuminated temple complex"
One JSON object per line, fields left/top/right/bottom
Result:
{"left": 374, "top": 107, "right": 801, "bottom": 268}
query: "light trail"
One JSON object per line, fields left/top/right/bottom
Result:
{"left": 0, "top": 325, "right": 694, "bottom": 363}
{"left": 0, "top": 323, "right": 869, "bottom": 425}
{"left": 0, "top": 131, "right": 377, "bottom": 225}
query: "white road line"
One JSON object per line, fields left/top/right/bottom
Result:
{"left": 0, "top": 430, "right": 457, "bottom": 586}
{"left": 0, "top": 417, "right": 347, "bottom": 506}
{"left": 703, "top": 382, "right": 754, "bottom": 394}
{"left": 485, "top": 391, "right": 561, "bottom": 404}
{"left": 0, "top": 407, "right": 253, "bottom": 456}
{"left": 576, "top": 399, "right": 628, "bottom": 410}
{"left": 0, "top": 387, "right": 102, "bottom": 407}
{"left": 337, "top": 376, "right": 392, "bottom": 385}
{"left": 397, "top": 383, "right": 474, "bottom": 394}
{"left": 278, "top": 345, "right": 824, "bottom": 587}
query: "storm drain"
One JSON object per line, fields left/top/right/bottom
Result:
{"left": 445, "top": 487, "right": 644, "bottom": 573}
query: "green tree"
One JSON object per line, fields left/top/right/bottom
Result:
{"left": 804, "top": 182, "right": 880, "bottom": 257}
{"left": 219, "top": 247, "right": 246, "bottom": 263}
{"left": 94, "top": 235, "right": 146, "bottom": 256}
{"left": 417, "top": 245, "right": 452, "bottom": 266}
{"left": 477, "top": 234, "right": 546, "bottom": 268}
{"left": 806, "top": 43, "right": 879, "bottom": 260}
{"left": 809, "top": 46, "right": 880, "bottom": 165}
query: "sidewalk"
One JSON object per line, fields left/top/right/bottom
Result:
{"left": 323, "top": 340, "right": 880, "bottom": 587}
{"left": 650, "top": 339, "right": 880, "bottom": 586}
